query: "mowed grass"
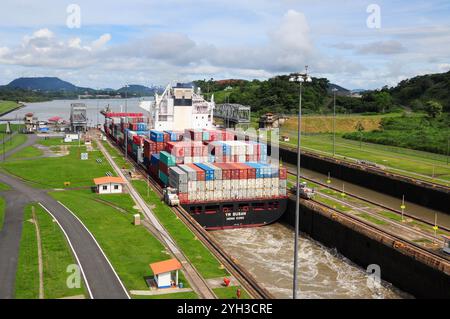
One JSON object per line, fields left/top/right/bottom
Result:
{"left": 132, "top": 292, "right": 198, "bottom": 299}
{"left": 7, "top": 146, "right": 43, "bottom": 160}
{"left": 0, "top": 134, "right": 28, "bottom": 155}
{"left": 15, "top": 204, "right": 86, "bottom": 299}
{"left": 0, "top": 197, "right": 5, "bottom": 231}
{"left": 50, "top": 189, "right": 186, "bottom": 291}
{"left": 101, "top": 140, "right": 132, "bottom": 169}
{"left": 15, "top": 205, "right": 40, "bottom": 299}
{"left": 0, "top": 181, "right": 11, "bottom": 190}
{"left": 0, "top": 101, "right": 20, "bottom": 115}
{"left": 38, "top": 138, "right": 84, "bottom": 147}
{"left": 281, "top": 114, "right": 396, "bottom": 134}
{"left": 213, "top": 286, "right": 250, "bottom": 299}
{"left": 132, "top": 180, "right": 228, "bottom": 279}
{"left": 0, "top": 145, "right": 115, "bottom": 188}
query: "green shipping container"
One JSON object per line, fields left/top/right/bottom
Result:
{"left": 159, "top": 170, "right": 169, "bottom": 185}
{"left": 159, "top": 151, "right": 176, "bottom": 166}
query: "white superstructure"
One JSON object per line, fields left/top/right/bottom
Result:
{"left": 139, "top": 83, "right": 215, "bottom": 131}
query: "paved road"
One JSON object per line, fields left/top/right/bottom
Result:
{"left": 0, "top": 190, "right": 31, "bottom": 299}
{"left": 0, "top": 134, "right": 129, "bottom": 299}
{"left": 1, "top": 134, "right": 37, "bottom": 160}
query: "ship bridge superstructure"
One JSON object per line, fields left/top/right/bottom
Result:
{"left": 140, "top": 83, "right": 215, "bottom": 131}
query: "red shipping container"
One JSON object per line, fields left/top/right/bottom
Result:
{"left": 279, "top": 167, "right": 287, "bottom": 179}
{"left": 241, "top": 163, "right": 256, "bottom": 179}
{"left": 213, "top": 163, "right": 230, "bottom": 179}
{"left": 159, "top": 162, "right": 169, "bottom": 175}
{"left": 186, "top": 164, "right": 205, "bottom": 181}
{"left": 156, "top": 142, "right": 165, "bottom": 152}
{"left": 233, "top": 163, "right": 248, "bottom": 179}
{"left": 178, "top": 193, "right": 188, "bottom": 203}
{"left": 163, "top": 132, "right": 170, "bottom": 143}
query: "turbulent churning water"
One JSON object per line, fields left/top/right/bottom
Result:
{"left": 211, "top": 223, "right": 409, "bottom": 299}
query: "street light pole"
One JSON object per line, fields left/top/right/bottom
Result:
{"left": 125, "top": 84, "right": 129, "bottom": 160}
{"left": 289, "top": 66, "right": 312, "bottom": 299}
{"left": 332, "top": 88, "right": 338, "bottom": 157}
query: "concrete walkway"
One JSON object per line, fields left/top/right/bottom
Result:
{"left": 96, "top": 136, "right": 216, "bottom": 299}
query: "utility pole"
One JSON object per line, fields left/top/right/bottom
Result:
{"left": 289, "top": 66, "right": 312, "bottom": 299}
{"left": 125, "top": 84, "right": 129, "bottom": 160}
{"left": 447, "top": 137, "right": 449, "bottom": 165}
{"left": 332, "top": 88, "right": 338, "bottom": 157}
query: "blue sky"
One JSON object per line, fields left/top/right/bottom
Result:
{"left": 0, "top": 0, "right": 449, "bottom": 89}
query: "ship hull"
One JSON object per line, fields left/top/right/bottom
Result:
{"left": 181, "top": 198, "right": 287, "bottom": 230}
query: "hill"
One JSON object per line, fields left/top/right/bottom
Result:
{"left": 117, "top": 84, "right": 157, "bottom": 96}
{"left": 6, "top": 77, "right": 80, "bottom": 92}
{"left": 389, "top": 70, "right": 450, "bottom": 112}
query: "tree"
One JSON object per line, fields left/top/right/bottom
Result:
{"left": 373, "top": 91, "right": 393, "bottom": 113}
{"left": 424, "top": 100, "right": 443, "bottom": 118}
{"left": 355, "top": 121, "right": 365, "bottom": 149}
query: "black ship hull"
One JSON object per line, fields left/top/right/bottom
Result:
{"left": 181, "top": 198, "right": 287, "bottom": 230}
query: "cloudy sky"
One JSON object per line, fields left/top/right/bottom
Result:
{"left": 0, "top": 0, "right": 449, "bottom": 90}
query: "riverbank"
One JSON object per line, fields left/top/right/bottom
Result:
{"left": 0, "top": 101, "right": 24, "bottom": 117}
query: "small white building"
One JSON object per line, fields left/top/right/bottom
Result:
{"left": 149, "top": 258, "right": 182, "bottom": 289}
{"left": 93, "top": 176, "right": 126, "bottom": 194}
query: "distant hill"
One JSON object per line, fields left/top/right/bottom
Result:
{"left": 389, "top": 70, "right": 450, "bottom": 112}
{"left": 117, "top": 84, "right": 157, "bottom": 96}
{"left": 7, "top": 77, "right": 80, "bottom": 92}
{"left": 327, "top": 83, "right": 350, "bottom": 96}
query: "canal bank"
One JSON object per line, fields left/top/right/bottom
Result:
{"left": 282, "top": 197, "right": 450, "bottom": 299}
{"left": 273, "top": 145, "right": 450, "bottom": 214}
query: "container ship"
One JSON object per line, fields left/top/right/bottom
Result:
{"left": 103, "top": 83, "right": 287, "bottom": 230}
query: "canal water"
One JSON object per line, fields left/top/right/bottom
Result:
{"left": 211, "top": 223, "right": 409, "bottom": 299}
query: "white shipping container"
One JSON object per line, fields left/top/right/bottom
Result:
{"left": 188, "top": 181, "right": 196, "bottom": 192}
{"left": 213, "top": 190, "right": 223, "bottom": 200}
{"left": 239, "top": 179, "right": 247, "bottom": 189}
{"left": 247, "top": 179, "right": 256, "bottom": 189}
{"left": 184, "top": 156, "right": 193, "bottom": 164}
{"left": 214, "top": 180, "right": 222, "bottom": 191}
{"left": 206, "top": 181, "right": 214, "bottom": 191}
{"left": 197, "top": 181, "right": 206, "bottom": 192}
{"left": 223, "top": 180, "right": 231, "bottom": 190}
{"left": 271, "top": 178, "right": 279, "bottom": 188}
{"left": 255, "top": 188, "right": 263, "bottom": 198}
{"left": 197, "top": 191, "right": 205, "bottom": 201}
{"left": 188, "top": 191, "right": 197, "bottom": 201}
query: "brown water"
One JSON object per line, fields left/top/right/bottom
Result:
{"left": 211, "top": 223, "right": 410, "bottom": 299}
{"left": 293, "top": 165, "right": 450, "bottom": 228}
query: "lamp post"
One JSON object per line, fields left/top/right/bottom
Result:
{"left": 289, "top": 66, "right": 312, "bottom": 299}
{"left": 332, "top": 88, "right": 338, "bottom": 157}
{"left": 124, "top": 84, "right": 129, "bottom": 160}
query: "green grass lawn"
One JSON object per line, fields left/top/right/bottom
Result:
{"left": 131, "top": 291, "right": 198, "bottom": 299}
{"left": 7, "top": 146, "right": 43, "bottom": 160}
{"left": 50, "top": 189, "right": 189, "bottom": 291}
{"left": 38, "top": 138, "right": 84, "bottom": 147}
{"left": 0, "top": 181, "right": 10, "bottom": 190}
{"left": 0, "top": 101, "right": 20, "bottom": 115}
{"left": 356, "top": 212, "right": 388, "bottom": 226}
{"left": 14, "top": 204, "right": 86, "bottom": 299}
{"left": 15, "top": 204, "right": 40, "bottom": 299}
{"left": 0, "top": 197, "right": 5, "bottom": 231}
{"left": 132, "top": 180, "right": 229, "bottom": 279}
{"left": 213, "top": 286, "right": 250, "bottom": 299}
{"left": 101, "top": 140, "right": 132, "bottom": 169}
{"left": 0, "top": 146, "right": 115, "bottom": 188}
{"left": 0, "top": 134, "right": 28, "bottom": 156}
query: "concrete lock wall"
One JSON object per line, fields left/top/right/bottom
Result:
{"left": 271, "top": 145, "right": 450, "bottom": 214}
{"left": 282, "top": 198, "right": 450, "bottom": 299}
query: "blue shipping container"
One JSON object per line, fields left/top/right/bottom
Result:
{"left": 150, "top": 130, "right": 164, "bottom": 142}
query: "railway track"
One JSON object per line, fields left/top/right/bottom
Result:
{"left": 286, "top": 169, "right": 450, "bottom": 233}
{"left": 104, "top": 136, "right": 273, "bottom": 299}
{"left": 300, "top": 195, "right": 450, "bottom": 270}
{"left": 285, "top": 172, "right": 450, "bottom": 267}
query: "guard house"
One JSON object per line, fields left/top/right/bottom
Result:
{"left": 149, "top": 258, "right": 182, "bottom": 288}
{"left": 93, "top": 176, "right": 126, "bottom": 194}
